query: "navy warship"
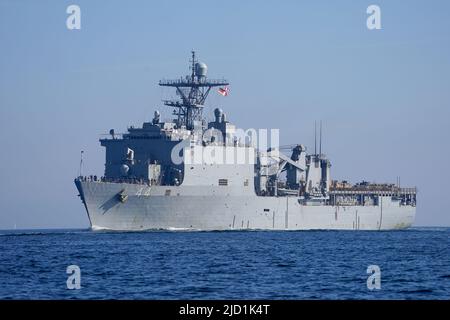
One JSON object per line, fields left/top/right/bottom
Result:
{"left": 75, "top": 52, "right": 416, "bottom": 230}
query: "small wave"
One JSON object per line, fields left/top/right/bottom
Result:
{"left": 166, "top": 227, "right": 199, "bottom": 231}
{"left": 91, "top": 225, "right": 113, "bottom": 231}
{"left": 91, "top": 226, "right": 263, "bottom": 232}
{"left": 0, "top": 229, "right": 89, "bottom": 237}
{"left": 398, "top": 289, "right": 434, "bottom": 294}
{"left": 91, "top": 226, "right": 203, "bottom": 233}
{"left": 276, "top": 263, "right": 295, "bottom": 268}
{"left": 409, "top": 227, "right": 449, "bottom": 232}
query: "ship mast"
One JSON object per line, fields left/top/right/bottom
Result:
{"left": 159, "top": 51, "right": 229, "bottom": 130}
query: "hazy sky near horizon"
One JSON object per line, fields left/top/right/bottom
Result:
{"left": 1, "top": 0, "right": 449, "bottom": 228}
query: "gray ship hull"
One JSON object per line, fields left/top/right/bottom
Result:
{"left": 75, "top": 180, "right": 415, "bottom": 231}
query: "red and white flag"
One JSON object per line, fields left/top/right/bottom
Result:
{"left": 218, "top": 87, "right": 229, "bottom": 96}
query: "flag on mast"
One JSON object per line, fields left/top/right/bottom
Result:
{"left": 218, "top": 86, "right": 229, "bottom": 96}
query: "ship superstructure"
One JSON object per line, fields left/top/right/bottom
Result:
{"left": 75, "top": 52, "right": 416, "bottom": 231}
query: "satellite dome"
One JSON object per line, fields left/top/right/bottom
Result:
{"left": 214, "top": 108, "right": 223, "bottom": 122}
{"left": 120, "top": 164, "right": 129, "bottom": 176}
{"left": 195, "top": 62, "right": 208, "bottom": 78}
{"left": 214, "top": 108, "right": 223, "bottom": 116}
{"left": 153, "top": 110, "right": 161, "bottom": 124}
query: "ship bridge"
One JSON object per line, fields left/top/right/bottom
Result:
{"left": 98, "top": 52, "right": 253, "bottom": 188}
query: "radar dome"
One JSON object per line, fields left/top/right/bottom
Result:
{"left": 195, "top": 62, "right": 208, "bottom": 78}
{"left": 120, "top": 164, "right": 129, "bottom": 176}
{"left": 214, "top": 108, "right": 223, "bottom": 122}
{"left": 152, "top": 110, "right": 161, "bottom": 124}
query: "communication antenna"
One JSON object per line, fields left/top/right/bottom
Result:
{"left": 314, "top": 121, "right": 317, "bottom": 156}
{"left": 319, "top": 120, "right": 322, "bottom": 156}
{"left": 190, "top": 49, "right": 196, "bottom": 82}
{"left": 79, "top": 150, "right": 84, "bottom": 177}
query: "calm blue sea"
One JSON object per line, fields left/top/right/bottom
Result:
{"left": 0, "top": 228, "right": 449, "bottom": 300}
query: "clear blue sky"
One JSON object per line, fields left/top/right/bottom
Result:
{"left": 1, "top": 0, "right": 449, "bottom": 228}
